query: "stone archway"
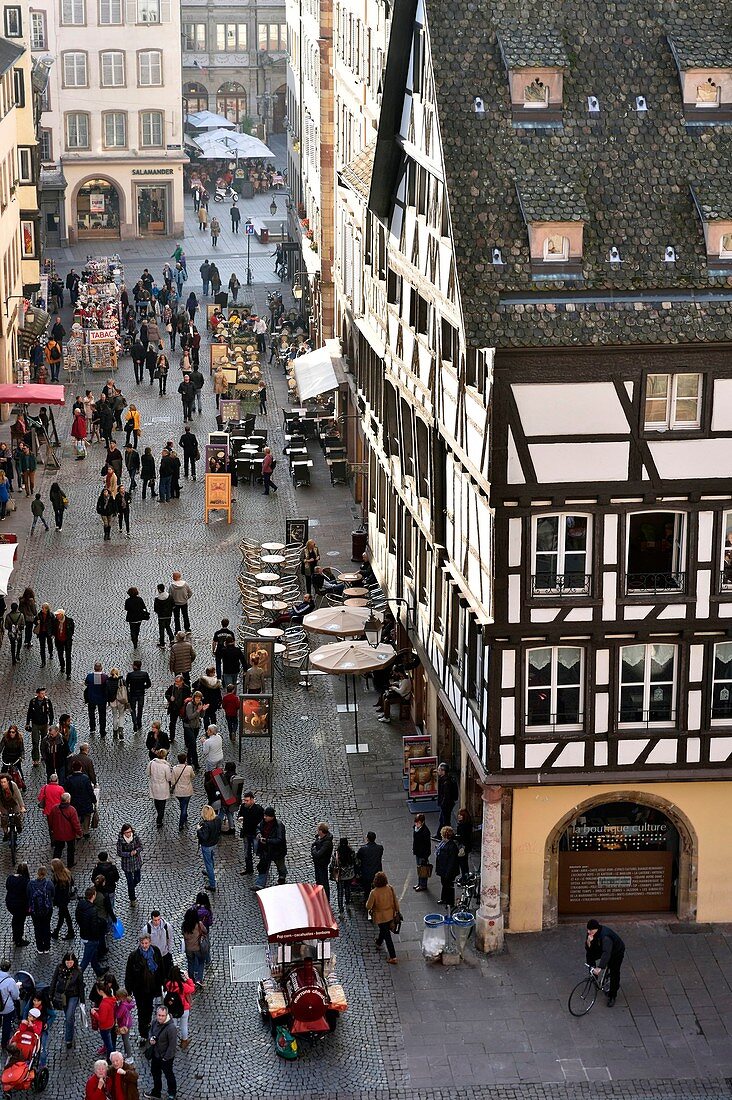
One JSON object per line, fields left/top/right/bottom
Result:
{"left": 543, "top": 789, "right": 698, "bottom": 928}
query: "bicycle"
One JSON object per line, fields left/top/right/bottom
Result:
{"left": 568, "top": 964, "right": 610, "bottom": 1016}
{"left": 5, "top": 810, "right": 22, "bottom": 864}
{"left": 455, "top": 871, "right": 480, "bottom": 914}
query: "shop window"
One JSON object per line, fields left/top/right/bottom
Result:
{"left": 721, "top": 512, "right": 732, "bottom": 591}
{"left": 76, "top": 177, "right": 120, "bottom": 238}
{"left": 182, "top": 23, "right": 206, "bottom": 50}
{"left": 30, "top": 11, "right": 46, "bottom": 47}
{"left": 65, "top": 112, "right": 89, "bottom": 150}
{"left": 138, "top": 50, "right": 162, "bottom": 87}
{"left": 644, "top": 372, "right": 702, "bottom": 430}
{"left": 98, "top": 0, "right": 121, "bottom": 23}
{"left": 183, "top": 82, "right": 207, "bottom": 114}
{"left": 140, "top": 110, "right": 163, "bottom": 147}
{"left": 532, "top": 514, "right": 591, "bottom": 596}
{"left": 216, "top": 23, "right": 247, "bottom": 50}
{"left": 626, "top": 512, "right": 686, "bottom": 594}
{"left": 103, "top": 111, "right": 126, "bottom": 148}
{"left": 712, "top": 641, "right": 732, "bottom": 722}
{"left": 61, "top": 0, "right": 85, "bottom": 24}
{"left": 526, "top": 646, "right": 583, "bottom": 730}
{"left": 63, "top": 52, "right": 88, "bottom": 88}
{"left": 137, "top": 184, "right": 167, "bottom": 235}
{"left": 216, "top": 82, "right": 247, "bottom": 126}
{"left": 100, "top": 51, "right": 125, "bottom": 87}
{"left": 619, "top": 643, "right": 677, "bottom": 726}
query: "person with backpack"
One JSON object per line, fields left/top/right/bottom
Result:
{"left": 107, "top": 668, "right": 129, "bottom": 740}
{"left": 196, "top": 805, "right": 221, "bottom": 892}
{"left": 330, "top": 837, "right": 357, "bottom": 914}
{"left": 181, "top": 691, "right": 207, "bottom": 770}
{"left": 163, "top": 965, "right": 194, "bottom": 1050}
{"left": 142, "top": 910, "right": 175, "bottom": 980}
{"left": 27, "top": 865, "right": 55, "bottom": 953}
{"left": 4, "top": 603, "right": 24, "bottom": 664}
{"left": 124, "top": 934, "right": 163, "bottom": 1046}
{"left": 181, "top": 907, "right": 208, "bottom": 987}
{"left": 146, "top": 1004, "right": 178, "bottom": 1098}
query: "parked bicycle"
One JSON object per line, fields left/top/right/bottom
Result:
{"left": 455, "top": 871, "right": 480, "bottom": 914}
{"left": 568, "top": 964, "right": 610, "bottom": 1016}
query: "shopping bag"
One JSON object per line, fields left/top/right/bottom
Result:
{"left": 111, "top": 917, "right": 124, "bottom": 940}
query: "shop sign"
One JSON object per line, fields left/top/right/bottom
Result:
{"left": 558, "top": 851, "right": 673, "bottom": 914}
{"left": 88, "top": 328, "right": 118, "bottom": 343}
{"left": 407, "top": 756, "right": 438, "bottom": 799}
{"left": 89, "top": 193, "right": 105, "bottom": 213}
{"left": 403, "top": 734, "right": 431, "bottom": 775}
{"left": 132, "top": 168, "right": 174, "bottom": 175}
{"left": 204, "top": 472, "right": 231, "bottom": 523}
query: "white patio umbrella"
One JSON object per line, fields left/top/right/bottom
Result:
{"left": 185, "top": 111, "right": 236, "bottom": 130}
{"left": 309, "top": 641, "right": 395, "bottom": 752}
{"left": 302, "top": 606, "right": 374, "bottom": 638}
{"left": 0, "top": 543, "right": 17, "bottom": 596}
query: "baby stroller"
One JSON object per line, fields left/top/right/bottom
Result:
{"left": 1, "top": 972, "right": 48, "bottom": 1094}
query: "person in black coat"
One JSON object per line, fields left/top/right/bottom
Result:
{"left": 5, "top": 862, "right": 30, "bottom": 945}
{"left": 146, "top": 722, "right": 170, "bottom": 759}
{"left": 145, "top": 344, "right": 158, "bottom": 386}
{"left": 412, "top": 812, "right": 432, "bottom": 892}
{"left": 585, "top": 920, "right": 626, "bottom": 1006}
{"left": 356, "top": 832, "right": 384, "bottom": 897}
{"left": 97, "top": 488, "right": 116, "bottom": 541}
{"left": 126, "top": 660, "right": 151, "bottom": 731}
{"left": 178, "top": 427, "right": 199, "bottom": 480}
{"left": 237, "top": 793, "right": 264, "bottom": 875}
{"left": 310, "top": 824, "right": 334, "bottom": 901}
{"left": 131, "top": 339, "right": 146, "bottom": 384}
{"left": 455, "top": 808, "right": 473, "bottom": 877}
{"left": 178, "top": 376, "right": 195, "bottom": 422}
{"left": 124, "top": 586, "right": 148, "bottom": 646}
{"left": 435, "top": 826, "right": 460, "bottom": 907}
{"left": 141, "top": 448, "right": 156, "bottom": 500}
{"left": 116, "top": 486, "right": 132, "bottom": 538}
{"left": 435, "top": 763, "right": 458, "bottom": 837}
{"left": 125, "top": 935, "right": 164, "bottom": 1041}
{"left": 64, "top": 761, "right": 96, "bottom": 835}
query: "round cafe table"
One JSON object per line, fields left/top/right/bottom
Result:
{"left": 255, "top": 572, "right": 280, "bottom": 583}
{"left": 261, "top": 554, "right": 286, "bottom": 568}
{"left": 339, "top": 572, "right": 361, "bottom": 583}
{"left": 343, "top": 586, "right": 368, "bottom": 598}
{"left": 262, "top": 542, "right": 286, "bottom": 553}
{"left": 258, "top": 585, "right": 283, "bottom": 597}
{"left": 344, "top": 597, "right": 369, "bottom": 607}
{"left": 262, "top": 599, "right": 287, "bottom": 612}
{"left": 258, "top": 626, "right": 284, "bottom": 639}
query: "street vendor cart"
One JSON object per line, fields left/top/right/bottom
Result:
{"left": 256, "top": 883, "right": 348, "bottom": 1040}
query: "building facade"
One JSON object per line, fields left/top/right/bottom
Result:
{"left": 0, "top": 0, "right": 41, "bottom": 388}
{"left": 181, "top": 0, "right": 287, "bottom": 140}
{"left": 354, "top": 0, "right": 732, "bottom": 946}
{"left": 33, "top": 0, "right": 185, "bottom": 243}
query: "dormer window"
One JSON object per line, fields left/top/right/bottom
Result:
{"left": 516, "top": 179, "right": 587, "bottom": 280}
{"left": 524, "top": 78, "right": 549, "bottom": 108}
{"left": 498, "top": 29, "right": 567, "bottom": 127}
{"left": 668, "top": 34, "right": 732, "bottom": 124}
{"left": 690, "top": 184, "right": 732, "bottom": 273}
{"left": 543, "top": 234, "right": 569, "bottom": 262}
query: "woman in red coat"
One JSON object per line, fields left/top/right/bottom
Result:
{"left": 85, "top": 1059, "right": 110, "bottom": 1100}
{"left": 70, "top": 410, "right": 87, "bottom": 459}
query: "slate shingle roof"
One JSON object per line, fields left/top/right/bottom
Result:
{"left": 667, "top": 30, "right": 732, "bottom": 71}
{"left": 424, "top": 0, "right": 732, "bottom": 348}
{"left": 690, "top": 181, "right": 732, "bottom": 222}
{"left": 516, "top": 178, "right": 589, "bottom": 224}
{"left": 497, "top": 29, "right": 569, "bottom": 70}
{"left": 340, "top": 142, "right": 376, "bottom": 201}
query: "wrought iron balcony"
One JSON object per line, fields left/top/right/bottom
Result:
{"left": 720, "top": 570, "right": 732, "bottom": 593}
{"left": 525, "top": 711, "right": 584, "bottom": 732}
{"left": 625, "top": 572, "right": 686, "bottom": 596}
{"left": 531, "top": 573, "right": 592, "bottom": 597}
{"left": 618, "top": 708, "right": 676, "bottom": 727}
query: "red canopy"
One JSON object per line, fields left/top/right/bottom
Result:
{"left": 0, "top": 384, "right": 65, "bottom": 407}
{"left": 257, "top": 884, "right": 339, "bottom": 942}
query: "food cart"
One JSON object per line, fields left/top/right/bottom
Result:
{"left": 256, "top": 883, "right": 348, "bottom": 1042}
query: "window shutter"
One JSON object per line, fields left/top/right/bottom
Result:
{"left": 125, "top": 0, "right": 135, "bottom": 24}
{"left": 160, "top": 0, "right": 170, "bottom": 22}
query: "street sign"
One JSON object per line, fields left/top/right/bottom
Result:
{"left": 245, "top": 222, "right": 255, "bottom": 235}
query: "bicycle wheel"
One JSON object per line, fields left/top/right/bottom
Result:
{"left": 568, "top": 976, "right": 598, "bottom": 1016}
{"left": 9, "top": 828, "right": 17, "bottom": 864}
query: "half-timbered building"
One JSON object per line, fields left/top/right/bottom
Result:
{"left": 354, "top": 0, "right": 732, "bottom": 945}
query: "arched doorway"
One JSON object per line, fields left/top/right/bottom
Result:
{"left": 216, "top": 82, "right": 247, "bottom": 127}
{"left": 272, "top": 84, "right": 287, "bottom": 133}
{"left": 545, "top": 791, "right": 697, "bottom": 926}
{"left": 76, "top": 177, "right": 121, "bottom": 238}
{"left": 183, "top": 82, "right": 209, "bottom": 114}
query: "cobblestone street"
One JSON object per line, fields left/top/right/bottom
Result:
{"left": 0, "top": 214, "right": 729, "bottom": 1100}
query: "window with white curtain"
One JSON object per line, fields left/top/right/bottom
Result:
{"left": 140, "top": 110, "right": 163, "bottom": 146}
{"left": 619, "top": 643, "right": 677, "bottom": 726}
{"left": 526, "top": 646, "right": 583, "bottom": 729}
{"left": 101, "top": 51, "right": 124, "bottom": 86}
{"left": 65, "top": 113, "right": 89, "bottom": 149}
{"left": 138, "top": 50, "right": 161, "bottom": 86}
{"left": 63, "top": 52, "right": 88, "bottom": 87}
{"left": 103, "top": 112, "right": 126, "bottom": 147}
{"left": 712, "top": 642, "right": 732, "bottom": 722}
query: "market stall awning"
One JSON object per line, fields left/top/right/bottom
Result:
{"left": 193, "top": 129, "right": 276, "bottom": 159}
{"left": 185, "top": 111, "right": 236, "bottom": 130}
{"left": 294, "top": 347, "right": 339, "bottom": 402}
{"left": 0, "top": 383, "right": 65, "bottom": 407}
{"left": 257, "top": 884, "right": 339, "bottom": 942}
{"left": 0, "top": 542, "right": 18, "bottom": 596}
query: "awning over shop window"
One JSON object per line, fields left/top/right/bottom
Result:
{"left": 294, "top": 345, "right": 340, "bottom": 402}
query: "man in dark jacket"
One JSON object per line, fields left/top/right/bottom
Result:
{"left": 219, "top": 637, "right": 245, "bottom": 691}
{"left": 53, "top": 610, "right": 75, "bottom": 680}
{"left": 164, "top": 674, "right": 186, "bottom": 741}
{"left": 237, "top": 792, "right": 264, "bottom": 875}
{"left": 64, "top": 761, "right": 96, "bottom": 836}
{"left": 311, "top": 823, "right": 334, "bottom": 901}
{"left": 94, "top": 395, "right": 115, "bottom": 448}
{"left": 356, "top": 831, "right": 384, "bottom": 896}
{"left": 131, "top": 338, "right": 146, "bottom": 384}
{"left": 49, "top": 793, "right": 82, "bottom": 867}
{"left": 75, "top": 885, "right": 108, "bottom": 975}
{"left": 68, "top": 743, "right": 97, "bottom": 785}
{"left": 412, "top": 812, "right": 432, "bottom": 891}
{"left": 435, "top": 763, "right": 458, "bottom": 837}
{"left": 178, "top": 375, "right": 195, "bottom": 422}
{"left": 189, "top": 368, "right": 205, "bottom": 415}
{"left": 254, "top": 807, "right": 287, "bottom": 890}
{"left": 212, "top": 618, "right": 235, "bottom": 678}
{"left": 106, "top": 440, "right": 123, "bottom": 481}
{"left": 178, "top": 427, "right": 199, "bottom": 480}
{"left": 91, "top": 851, "right": 120, "bottom": 910}
{"left": 124, "top": 443, "right": 141, "bottom": 492}
{"left": 125, "top": 660, "right": 151, "bottom": 732}
{"left": 125, "top": 934, "right": 164, "bottom": 1042}
{"left": 41, "top": 725, "right": 70, "bottom": 781}
{"left": 154, "top": 584, "right": 174, "bottom": 647}
{"left": 145, "top": 343, "right": 158, "bottom": 386}
{"left": 158, "top": 449, "right": 175, "bottom": 503}
{"left": 586, "top": 919, "right": 626, "bottom": 1006}
{"left": 148, "top": 1004, "right": 178, "bottom": 1097}
{"left": 196, "top": 808, "right": 221, "bottom": 891}
{"left": 85, "top": 663, "right": 108, "bottom": 735}
{"left": 26, "top": 687, "right": 53, "bottom": 767}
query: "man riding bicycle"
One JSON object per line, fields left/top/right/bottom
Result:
{"left": 0, "top": 772, "right": 26, "bottom": 839}
{"left": 585, "top": 918, "right": 625, "bottom": 1007}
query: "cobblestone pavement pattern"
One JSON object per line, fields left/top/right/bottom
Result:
{"left": 0, "top": 197, "right": 725, "bottom": 1099}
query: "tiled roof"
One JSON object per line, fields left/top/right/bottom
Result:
{"left": 667, "top": 31, "right": 732, "bottom": 71}
{"left": 497, "top": 29, "right": 569, "bottom": 70}
{"left": 340, "top": 142, "right": 376, "bottom": 201}
{"left": 424, "top": 0, "right": 732, "bottom": 348}
{"left": 690, "top": 180, "right": 732, "bottom": 222}
{"left": 0, "top": 38, "right": 23, "bottom": 77}
{"left": 516, "top": 178, "right": 589, "bottom": 224}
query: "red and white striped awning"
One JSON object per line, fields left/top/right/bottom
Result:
{"left": 257, "top": 884, "right": 339, "bottom": 942}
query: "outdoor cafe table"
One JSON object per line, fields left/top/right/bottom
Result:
{"left": 255, "top": 572, "right": 280, "bottom": 583}
{"left": 262, "top": 542, "right": 285, "bottom": 553}
{"left": 258, "top": 585, "right": 284, "bottom": 597}
{"left": 258, "top": 626, "right": 285, "bottom": 639}
{"left": 343, "top": 587, "right": 369, "bottom": 598}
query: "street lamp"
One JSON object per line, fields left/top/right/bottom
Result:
{"left": 363, "top": 610, "right": 383, "bottom": 648}
{"left": 270, "top": 198, "right": 277, "bottom": 216}
{"left": 245, "top": 219, "right": 253, "bottom": 286}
